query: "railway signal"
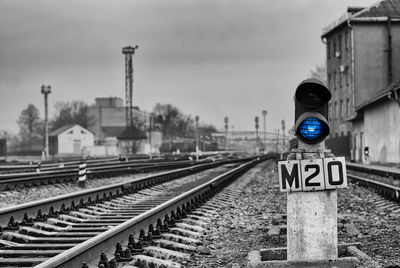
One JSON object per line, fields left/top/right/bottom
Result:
{"left": 294, "top": 78, "right": 331, "bottom": 145}
{"left": 224, "top": 116, "right": 229, "bottom": 151}
{"left": 276, "top": 78, "right": 349, "bottom": 264}
{"left": 255, "top": 116, "right": 259, "bottom": 154}
{"left": 195, "top": 115, "right": 200, "bottom": 161}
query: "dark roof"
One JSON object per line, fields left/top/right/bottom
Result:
{"left": 356, "top": 80, "right": 400, "bottom": 111}
{"left": 101, "top": 126, "right": 126, "bottom": 138}
{"left": 49, "top": 124, "right": 76, "bottom": 136}
{"left": 117, "top": 127, "right": 147, "bottom": 140}
{"left": 50, "top": 124, "right": 93, "bottom": 137}
{"left": 322, "top": 0, "right": 400, "bottom": 37}
{"left": 355, "top": 0, "right": 400, "bottom": 18}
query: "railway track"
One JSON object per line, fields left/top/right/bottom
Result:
{"left": 0, "top": 159, "right": 212, "bottom": 190}
{"left": 347, "top": 173, "right": 400, "bottom": 203}
{"left": 0, "top": 155, "right": 270, "bottom": 268}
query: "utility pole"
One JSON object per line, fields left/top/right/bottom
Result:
{"left": 281, "top": 119, "right": 286, "bottom": 151}
{"left": 255, "top": 116, "right": 259, "bottom": 154}
{"left": 275, "top": 129, "right": 280, "bottom": 153}
{"left": 4, "top": 131, "right": 7, "bottom": 162}
{"left": 149, "top": 113, "right": 154, "bottom": 159}
{"left": 224, "top": 116, "right": 229, "bottom": 151}
{"left": 122, "top": 45, "right": 139, "bottom": 154}
{"left": 41, "top": 85, "right": 51, "bottom": 159}
{"left": 262, "top": 110, "right": 267, "bottom": 152}
{"left": 195, "top": 115, "right": 199, "bottom": 161}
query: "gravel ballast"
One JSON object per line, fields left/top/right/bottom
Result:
{"left": 0, "top": 165, "right": 233, "bottom": 210}
{"left": 189, "top": 160, "right": 400, "bottom": 268}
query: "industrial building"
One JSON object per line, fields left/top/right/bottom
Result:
{"left": 87, "top": 97, "right": 162, "bottom": 155}
{"left": 322, "top": 0, "right": 400, "bottom": 163}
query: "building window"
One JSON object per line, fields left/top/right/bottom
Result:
{"left": 344, "top": 31, "right": 349, "bottom": 51}
{"left": 328, "top": 73, "right": 332, "bottom": 88}
{"left": 346, "top": 70, "right": 349, "bottom": 85}
{"left": 333, "top": 39, "right": 336, "bottom": 58}
{"left": 328, "top": 103, "right": 332, "bottom": 119}
{"left": 327, "top": 41, "right": 331, "bottom": 59}
{"left": 353, "top": 134, "right": 357, "bottom": 150}
{"left": 333, "top": 72, "right": 337, "bottom": 89}
{"left": 339, "top": 72, "right": 342, "bottom": 87}
{"left": 335, "top": 102, "right": 338, "bottom": 118}
{"left": 346, "top": 98, "right": 350, "bottom": 116}
{"left": 338, "top": 34, "right": 342, "bottom": 55}
{"left": 340, "top": 100, "right": 344, "bottom": 118}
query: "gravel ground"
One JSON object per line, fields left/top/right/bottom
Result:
{"left": 0, "top": 172, "right": 159, "bottom": 209}
{"left": 189, "top": 160, "right": 400, "bottom": 268}
{"left": 0, "top": 165, "right": 238, "bottom": 209}
{"left": 0, "top": 165, "right": 233, "bottom": 209}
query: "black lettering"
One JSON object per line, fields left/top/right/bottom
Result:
{"left": 304, "top": 164, "right": 321, "bottom": 187}
{"left": 328, "top": 161, "right": 343, "bottom": 185}
{"left": 281, "top": 163, "right": 300, "bottom": 189}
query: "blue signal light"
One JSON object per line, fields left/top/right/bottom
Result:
{"left": 298, "top": 118, "right": 325, "bottom": 141}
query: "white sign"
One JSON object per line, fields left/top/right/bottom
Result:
{"left": 300, "top": 158, "right": 325, "bottom": 191}
{"left": 278, "top": 160, "right": 302, "bottom": 192}
{"left": 323, "top": 157, "right": 347, "bottom": 190}
{"left": 278, "top": 157, "right": 347, "bottom": 192}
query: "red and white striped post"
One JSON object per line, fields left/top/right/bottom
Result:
{"left": 78, "top": 161, "right": 87, "bottom": 187}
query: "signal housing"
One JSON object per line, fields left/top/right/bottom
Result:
{"left": 294, "top": 78, "right": 331, "bottom": 144}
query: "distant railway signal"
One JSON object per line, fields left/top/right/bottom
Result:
{"left": 255, "top": 116, "right": 259, "bottom": 154}
{"left": 224, "top": 116, "right": 229, "bottom": 151}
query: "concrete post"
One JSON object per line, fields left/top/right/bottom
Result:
{"left": 195, "top": 115, "right": 199, "bottom": 161}
{"left": 287, "top": 141, "right": 338, "bottom": 261}
{"left": 78, "top": 161, "right": 87, "bottom": 187}
{"left": 41, "top": 85, "right": 51, "bottom": 159}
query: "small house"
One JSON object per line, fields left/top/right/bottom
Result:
{"left": 49, "top": 124, "right": 94, "bottom": 155}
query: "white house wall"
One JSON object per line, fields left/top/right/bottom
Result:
{"left": 57, "top": 125, "right": 94, "bottom": 154}
{"left": 363, "top": 99, "right": 400, "bottom": 163}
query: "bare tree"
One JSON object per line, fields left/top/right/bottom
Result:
{"left": 152, "top": 103, "right": 186, "bottom": 139}
{"left": 308, "top": 62, "right": 327, "bottom": 83}
{"left": 17, "top": 104, "right": 43, "bottom": 151}
{"left": 51, "top": 100, "right": 92, "bottom": 130}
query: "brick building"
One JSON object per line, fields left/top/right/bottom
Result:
{"left": 321, "top": 0, "right": 400, "bottom": 162}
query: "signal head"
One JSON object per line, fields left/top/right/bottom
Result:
{"left": 294, "top": 78, "right": 331, "bottom": 145}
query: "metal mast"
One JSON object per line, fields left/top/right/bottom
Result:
{"left": 122, "top": 45, "right": 139, "bottom": 128}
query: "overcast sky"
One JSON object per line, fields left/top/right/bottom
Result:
{"left": 0, "top": 0, "right": 377, "bottom": 135}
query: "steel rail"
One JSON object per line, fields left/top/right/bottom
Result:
{"left": 0, "top": 160, "right": 202, "bottom": 190}
{"left": 348, "top": 173, "right": 400, "bottom": 202}
{"left": 0, "top": 159, "right": 243, "bottom": 227}
{"left": 33, "top": 157, "right": 264, "bottom": 268}
{"left": 0, "top": 158, "right": 185, "bottom": 174}
{"left": 346, "top": 162, "right": 400, "bottom": 179}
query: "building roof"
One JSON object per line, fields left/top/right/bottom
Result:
{"left": 355, "top": 0, "right": 400, "bottom": 18}
{"left": 50, "top": 124, "right": 93, "bottom": 136}
{"left": 117, "top": 127, "right": 147, "bottom": 140}
{"left": 322, "top": 0, "right": 400, "bottom": 37}
{"left": 356, "top": 80, "right": 400, "bottom": 111}
{"left": 49, "top": 124, "right": 75, "bottom": 136}
{"left": 101, "top": 126, "right": 126, "bottom": 138}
